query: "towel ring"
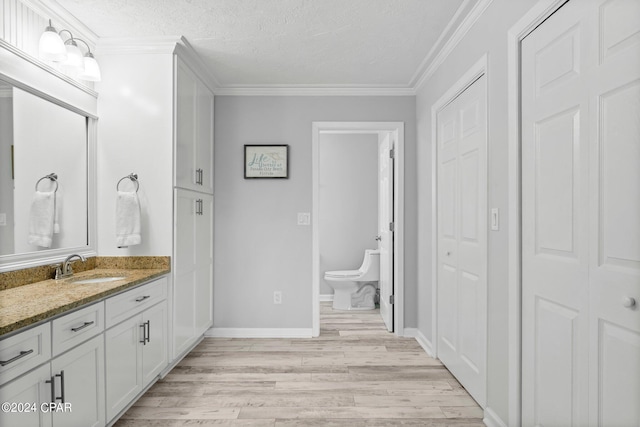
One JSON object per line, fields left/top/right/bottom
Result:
{"left": 117, "top": 173, "right": 139, "bottom": 193}
{"left": 35, "top": 173, "right": 58, "bottom": 192}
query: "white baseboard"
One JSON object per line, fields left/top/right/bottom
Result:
{"left": 205, "top": 328, "right": 313, "bottom": 338}
{"left": 483, "top": 407, "right": 508, "bottom": 427}
{"left": 320, "top": 294, "right": 334, "bottom": 302}
{"left": 403, "top": 327, "right": 434, "bottom": 357}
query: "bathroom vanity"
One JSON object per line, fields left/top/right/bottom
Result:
{"left": 0, "top": 259, "right": 170, "bottom": 427}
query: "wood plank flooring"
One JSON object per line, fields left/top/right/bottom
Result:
{"left": 114, "top": 302, "right": 484, "bottom": 426}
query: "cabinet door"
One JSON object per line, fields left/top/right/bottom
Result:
{"left": 195, "top": 194, "right": 213, "bottom": 335}
{"left": 105, "top": 315, "right": 142, "bottom": 422}
{"left": 174, "top": 189, "right": 197, "bottom": 357}
{"left": 195, "top": 79, "right": 214, "bottom": 193}
{"left": 51, "top": 335, "right": 104, "bottom": 427}
{"left": 175, "top": 58, "right": 197, "bottom": 190}
{"left": 0, "top": 364, "right": 52, "bottom": 427}
{"left": 141, "top": 302, "right": 167, "bottom": 385}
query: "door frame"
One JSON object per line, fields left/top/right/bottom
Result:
{"left": 430, "top": 53, "right": 487, "bottom": 362}
{"left": 507, "top": 1, "right": 569, "bottom": 425}
{"left": 311, "top": 121, "right": 405, "bottom": 337}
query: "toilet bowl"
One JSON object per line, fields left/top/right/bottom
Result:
{"left": 324, "top": 249, "right": 380, "bottom": 310}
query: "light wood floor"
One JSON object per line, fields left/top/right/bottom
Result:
{"left": 114, "top": 302, "right": 484, "bottom": 426}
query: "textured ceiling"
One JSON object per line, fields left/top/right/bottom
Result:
{"left": 51, "top": 0, "right": 471, "bottom": 89}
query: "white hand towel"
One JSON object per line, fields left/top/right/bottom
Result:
{"left": 28, "top": 191, "right": 55, "bottom": 248}
{"left": 53, "top": 192, "right": 61, "bottom": 234}
{"left": 116, "top": 191, "right": 141, "bottom": 247}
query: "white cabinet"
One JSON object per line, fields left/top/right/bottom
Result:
{"left": 105, "top": 279, "right": 168, "bottom": 422}
{"left": 0, "top": 364, "right": 52, "bottom": 427}
{"left": 175, "top": 56, "right": 214, "bottom": 193}
{"left": 50, "top": 335, "right": 104, "bottom": 427}
{"left": 174, "top": 189, "right": 213, "bottom": 357}
{"left": 0, "top": 303, "right": 104, "bottom": 427}
{"left": 0, "top": 335, "right": 104, "bottom": 427}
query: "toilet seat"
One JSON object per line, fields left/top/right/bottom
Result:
{"left": 324, "top": 270, "right": 361, "bottom": 279}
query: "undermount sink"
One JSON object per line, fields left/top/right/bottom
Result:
{"left": 70, "top": 276, "right": 127, "bottom": 285}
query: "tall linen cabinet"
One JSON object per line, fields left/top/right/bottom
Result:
{"left": 96, "top": 39, "right": 214, "bottom": 362}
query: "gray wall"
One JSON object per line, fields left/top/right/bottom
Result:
{"left": 214, "top": 96, "right": 416, "bottom": 329}
{"left": 415, "top": 0, "right": 537, "bottom": 423}
{"left": 319, "top": 133, "right": 378, "bottom": 296}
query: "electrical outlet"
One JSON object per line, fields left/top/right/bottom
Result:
{"left": 273, "top": 291, "right": 282, "bottom": 304}
{"left": 297, "top": 212, "right": 310, "bottom": 226}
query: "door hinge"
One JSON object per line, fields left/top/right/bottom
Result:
{"left": 389, "top": 148, "right": 395, "bottom": 159}
{"left": 389, "top": 295, "right": 395, "bottom": 305}
{"left": 389, "top": 222, "right": 395, "bottom": 232}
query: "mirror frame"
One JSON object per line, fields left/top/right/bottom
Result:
{"left": 0, "top": 39, "right": 97, "bottom": 272}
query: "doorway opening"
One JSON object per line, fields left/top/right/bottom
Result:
{"left": 311, "top": 122, "right": 404, "bottom": 338}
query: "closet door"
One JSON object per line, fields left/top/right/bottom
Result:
{"left": 587, "top": 0, "right": 640, "bottom": 425}
{"left": 522, "top": 1, "right": 640, "bottom": 425}
{"left": 436, "top": 74, "right": 487, "bottom": 407}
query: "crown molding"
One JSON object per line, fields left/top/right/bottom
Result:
{"left": 215, "top": 85, "right": 416, "bottom": 97}
{"left": 174, "top": 37, "right": 221, "bottom": 92}
{"left": 413, "top": 0, "right": 494, "bottom": 91}
{"left": 96, "top": 36, "right": 183, "bottom": 55}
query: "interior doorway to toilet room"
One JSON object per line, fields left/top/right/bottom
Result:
{"left": 312, "top": 122, "right": 404, "bottom": 337}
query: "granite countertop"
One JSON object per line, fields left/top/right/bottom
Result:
{"left": 0, "top": 258, "right": 170, "bottom": 337}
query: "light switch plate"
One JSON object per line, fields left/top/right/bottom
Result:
{"left": 0, "top": 213, "right": 5, "bottom": 226}
{"left": 491, "top": 208, "right": 499, "bottom": 231}
{"left": 297, "top": 212, "right": 311, "bottom": 226}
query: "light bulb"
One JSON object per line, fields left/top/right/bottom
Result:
{"left": 38, "top": 21, "right": 67, "bottom": 62}
{"left": 79, "top": 53, "right": 101, "bottom": 82}
{"left": 61, "top": 40, "right": 85, "bottom": 73}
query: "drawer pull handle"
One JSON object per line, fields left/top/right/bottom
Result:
{"left": 0, "top": 349, "right": 34, "bottom": 366}
{"left": 71, "top": 321, "right": 94, "bottom": 332}
{"left": 135, "top": 295, "right": 151, "bottom": 302}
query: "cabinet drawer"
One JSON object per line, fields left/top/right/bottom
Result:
{"left": 0, "top": 323, "right": 51, "bottom": 386}
{"left": 106, "top": 278, "right": 167, "bottom": 328}
{"left": 52, "top": 302, "right": 104, "bottom": 357}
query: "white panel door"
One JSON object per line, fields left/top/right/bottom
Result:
{"left": 522, "top": 1, "right": 640, "bottom": 425}
{"left": 0, "top": 364, "right": 52, "bottom": 427}
{"left": 588, "top": 0, "right": 640, "bottom": 425}
{"left": 378, "top": 132, "right": 394, "bottom": 332}
{"left": 436, "top": 74, "right": 487, "bottom": 406}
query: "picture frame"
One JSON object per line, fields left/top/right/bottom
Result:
{"left": 244, "top": 144, "right": 289, "bottom": 179}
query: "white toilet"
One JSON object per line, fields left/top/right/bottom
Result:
{"left": 324, "top": 249, "right": 380, "bottom": 310}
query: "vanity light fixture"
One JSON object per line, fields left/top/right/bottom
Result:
{"left": 38, "top": 22, "right": 102, "bottom": 81}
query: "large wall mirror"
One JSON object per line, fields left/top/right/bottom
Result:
{"left": 0, "top": 63, "right": 96, "bottom": 271}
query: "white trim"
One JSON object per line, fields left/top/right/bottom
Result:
{"left": 484, "top": 407, "right": 509, "bottom": 427}
{"left": 403, "top": 328, "right": 434, "bottom": 357}
{"left": 507, "top": 1, "right": 567, "bottom": 426}
{"left": 215, "top": 86, "right": 415, "bottom": 97}
{"left": 96, "top": 36, "right": 183, "bottom": 55}
{"left": 312, "top": 121, "right": 405, "bottom": 338}
{"left": 206, "top": 328, "right": 313, "bottom": 338}
{"left": 413, "top": 0, "right": 494, "bottom": 91}
{"left": 430, "top": 54, "right": 488, "bottom": 359}
{"left": 320, "top": 294, "right": 334, "bottom": 302}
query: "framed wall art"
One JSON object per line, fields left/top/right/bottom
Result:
{"left": 244, "top": 144, "right": 289, "bottom": 179}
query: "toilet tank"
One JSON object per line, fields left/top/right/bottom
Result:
{"left": 357, "top": 249, "right": 380, "bottom": 281}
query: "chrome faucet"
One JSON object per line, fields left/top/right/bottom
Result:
{"left": 54, "top": 254, "right": 86, "bottom": 280}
